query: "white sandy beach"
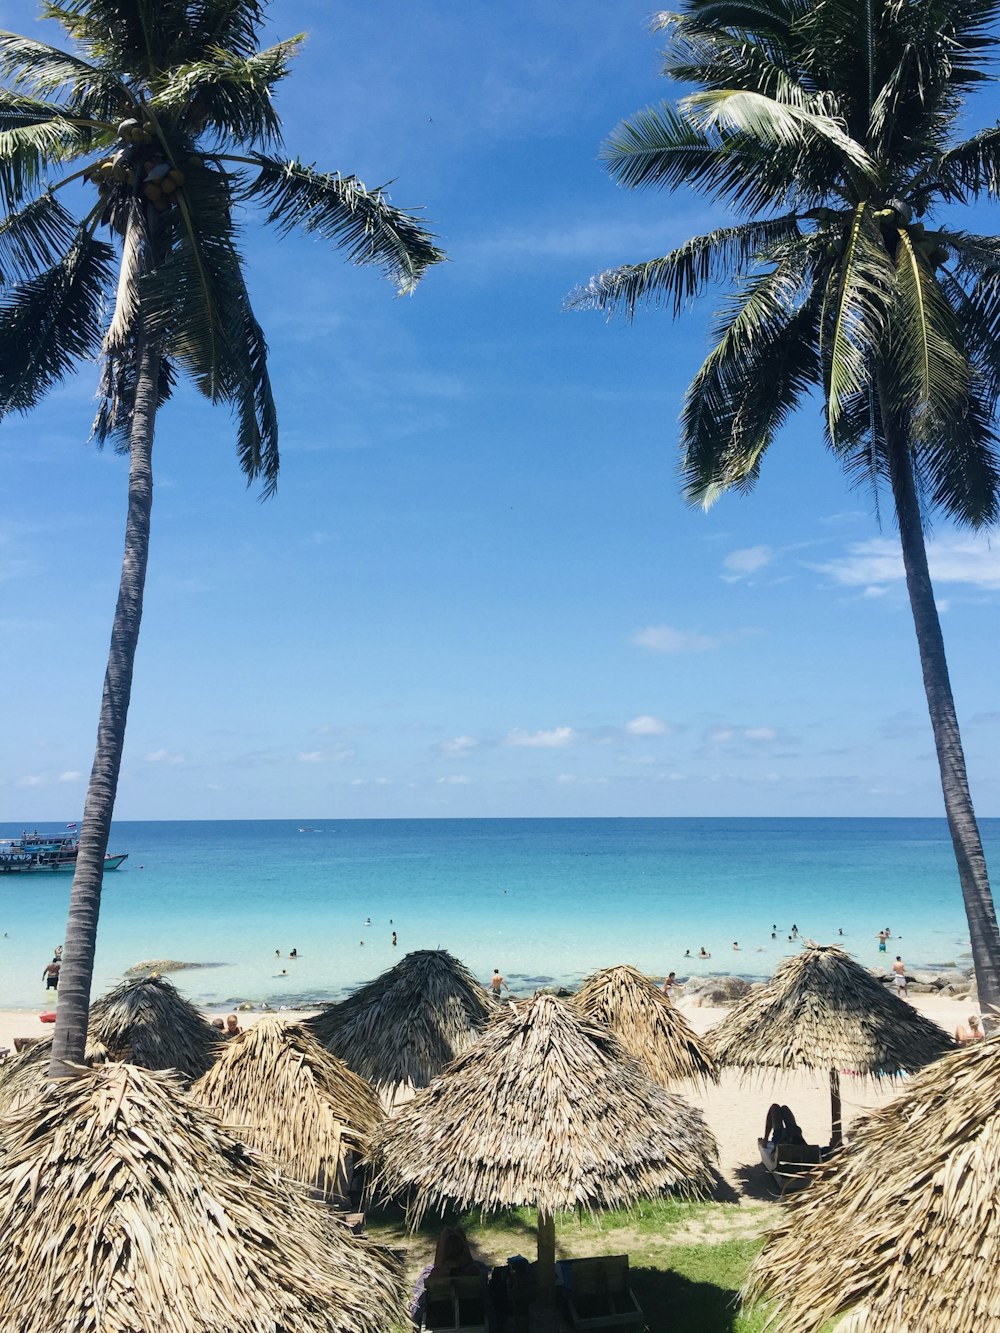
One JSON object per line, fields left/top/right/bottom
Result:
{"left": 0, "top": 992, "right": 970, "bottom": 1202}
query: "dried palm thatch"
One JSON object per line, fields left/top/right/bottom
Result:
{"left": 88, "top": 973, "right": 221, "bottom": 1080}
{"left": 191, "top": 1017, "right": 382, "bottom": 1200}
{"left": 708, "top": 945, "right": 954, "bottom": 1145}
{"left": 0, "top": 1036, "right": 108, "bottom": 1115}
{"left": 0, "top": 1062, "right": 405, "bottom": 1333}
{"left": 574, "top": 964, "right": 718, "bottom": 1086}
{"left": 371, "top": 993, "right": 717, "bottom": 1289}
{"left": 746, "top": 1039, "right": 1000, "bottom": 1332}
{"left": 306, "top": 949, "right": 492, "bottom": 1093}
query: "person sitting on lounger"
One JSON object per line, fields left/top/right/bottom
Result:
{"left": 764, "top": 1103, "right": 807, "bottom": 1146}
{"left": 409, "top": 1227, "right": 487, "bottom": 1321}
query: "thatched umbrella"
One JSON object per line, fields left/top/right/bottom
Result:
{"left": 88, "top": 973, "right": 221, "bottom": 1080}
{"left": 708, "top": 944, "right": 954, "bottom": 1147}
{"left": 0, "top": 1035, "right": 108, "bottom": 1115}
{"left": 306, "top": 948, "right": 492, "bottom": 1095}
{"left": 746, "top": 1039, "right": 1000, "bottom": 1331}
{"left": 371, "top": 993, "right": 717, "bottom": 1298}
{"left": 191, "top": 1016, "right": 382, "bottom": 1200}
{"left": 0, "top": 1062, "right": 405, "bottom": 1332}
{"left": 574, "top": 964, "right": 718, "bottom": 1086}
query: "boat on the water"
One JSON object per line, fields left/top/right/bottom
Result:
{"left": 0, "top": 831, "right": 128, "bottom": 875}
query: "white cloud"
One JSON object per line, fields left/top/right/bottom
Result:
{"left": 556, "top": 773, "right": 608, "bottom": 785}
{"left": 506, "top": 726, "right": 575, "bottom": 748}
{"left": 632, "top": 625, "right": 720, "bottom": 653}
{"left": 437, "top": 774, "right": 471, "bottom": 785}
{"left": 744, "top": 726, "right": 777, "bottom": 742}
{"left": 722, "top": 545, "right": 774, "bottom": 580}
{"left": 144, "top": 750, "right": 184, "bottom": 765}
{"left": 58, "top": 770, "right": 82, "bottom": 783}
{"left": 625, "top": 714, "right": 669, "bottom": 736}
{"left": 16, "top": 774, "right": 44, "bottom": 787}
{"left": 440, "top": 735, "right": 477, "bottom": 757}
{"left": 814, "top": 535, "right": 1000, "bottom": 591}
{"left": 297, "top": 751, "right": 324, "bottom": 763}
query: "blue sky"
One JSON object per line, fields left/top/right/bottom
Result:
{"left": 3, "top": 0, "right": 1000, "bottom": 821}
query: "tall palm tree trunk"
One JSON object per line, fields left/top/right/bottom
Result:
{"left": 48, "top": 332, "right": 160, "bottom": 1078}
{"left": 881, "top": 400, "right": 1000, "bottom": 1020}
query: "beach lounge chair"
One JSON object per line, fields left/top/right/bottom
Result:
{"left": 420, "top": 1274, "right": 489, "bottom": 1332}
{"left": 758, "top": 1138, "right": 824, "bottom": 1196}
{"left": 559, "top": 1255, "right": 644, "bottom": 1331}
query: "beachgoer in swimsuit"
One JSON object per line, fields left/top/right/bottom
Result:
{"left": 490, "top": 969, "right": 509, "bottom": 997}
{"left": 662, "top": 972, "right": 679, "bottom": 996}
{"left": 956, "top": 1014, "right": 984, "bottom": 1043}
{"left": 225, "top": 1014, "right": 242, "bottom": 1037}
{"left": 391, "top": 931, "right": 397, "bottom": 946}
{"left": 42, "top": 959, "right": 60, "bottom": 991}
{"left": 877, "top": 930, "right": 888, "bottom": 953}
{"left": 892, "top": 956, "right": 907, "bottom": 994}
{"left": 698, "top": 947, "right": 710, "bottom": 959}
{"left": 289, "top": 948, "right": 298, "bottom": 958}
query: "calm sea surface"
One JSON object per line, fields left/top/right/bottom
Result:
{"left": 1, "top": 817, "right": 995, "bottom": 1011}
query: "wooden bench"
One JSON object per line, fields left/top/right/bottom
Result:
{"left": 558, "top": 1255, "right": 644, "bottom": 1331}
{"left": 759, "top": 1138, "right": 825, "bottom": 1196}
{"left": 421, "top": 1274, "right": 489, "bottom": 1333}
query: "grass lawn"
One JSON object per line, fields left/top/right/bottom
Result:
{"left": 366, "top": 1196, "right": 776, "bottom": 1331}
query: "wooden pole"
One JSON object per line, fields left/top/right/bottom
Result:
{"left": 536, "top": 1210, "right": 556, "bottom": 1299}
{"left": 830, "top": 1066, "right": 842, "bottom": 1149}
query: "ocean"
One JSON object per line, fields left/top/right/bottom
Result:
{"left": 1, "top": 817, "right": 995, "bottom": 1012}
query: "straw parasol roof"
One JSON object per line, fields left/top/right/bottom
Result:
{"left": 574, "top": 964, "right": 719, "bottom": 1086}
{"left": 0, "top": 1062, "right": 405, "bottom": 1333}
{"left": 0, "top": 1036, "right": 108, "bottom": 1115}
{"left": 88, "top": 973, "right": 221, "bottom": 1080}
{"left": 191, "top": 1016, "right": 382, "bottom": 1200}
{"left": 306, "top": 948, "right": 492, "bottom": 1093}
{"left": 746, "top": 1039, "right": 1000, "bottom": 1332}
{"left": 371, "top": 993, "right": 717, "bottom": 1290}
{"left": 708, "top": 944, "right": 954, "bottom": 1144}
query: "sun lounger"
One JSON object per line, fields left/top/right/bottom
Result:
{"left": 759, "top": 1138, "right": 825, "bottom": 1196}
{"left": 558, "top": 1255, "right": 644, "bottom": 1331}
{"left": 420, "top": 1274, "right": 489, "bottom": 1332}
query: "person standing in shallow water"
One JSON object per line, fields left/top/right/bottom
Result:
{"left": 42, "top": 958, "right": 60, "bottom": 991}
{"left": 490, "top": 969, "right": 509, "bottom": 997}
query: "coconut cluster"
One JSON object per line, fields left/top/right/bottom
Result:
{"left": 85, "top": 117, "right": 189, "bottom": 226}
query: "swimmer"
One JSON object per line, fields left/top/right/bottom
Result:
{"left": 698, "top": 947, "right": 710, "bottom": 959}
{"left": 732, "top": 941, "right": 740, "bottom": 950}
{"left": 289, "top": 948, "right": 298, "bottom": 958}
{"left": 392, "top": 931, "right": 397, "bottom": 946}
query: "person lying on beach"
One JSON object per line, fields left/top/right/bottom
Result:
{"left": 956, "top": 1014, "right": 984, "bottom": 1043}
{"left": 409, "top": 1227, "right": 487, "bottom": 1321}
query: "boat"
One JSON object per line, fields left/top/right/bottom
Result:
{"left": 0, "top": 832, "right": 128, "bottom": 875}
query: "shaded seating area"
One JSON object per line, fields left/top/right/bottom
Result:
{"left": 557, "top": 1255, "right": 643, "bottom": 1331}
{"left": 420, "top": 1273, "right": 489, "bottom": 1332}
{"left": 758, "top": 1138, "right": 825, "bottom": 1197}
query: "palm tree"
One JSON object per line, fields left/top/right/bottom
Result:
{"left": 0, "top": 0, "right": 443, "bottom": 1076}
{"left": 572, "top": 0, "right": 1000, "bottom": 1015}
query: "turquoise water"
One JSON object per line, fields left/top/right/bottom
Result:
{"left": 0, "top": 818, "right": 994, "bottom": 1011}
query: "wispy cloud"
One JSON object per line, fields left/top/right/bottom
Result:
{"left": 722, "top": 545, "right": 775, "bottom": 582}
{"left": 437, "top": 774, "right": 471, "bottom": 784}
{"left": 814, "top": 535, "right": 1000, "bottom": 591}
{"left": 297, "top": 751, "right": 324, "bottom": 763}
{"left": 506, "top": 726, "right": 576, "bottom": 748}
{"left": 16, "top": 774, "right": 44, "bottom": 787}
{"left": 439, "top": 735, "right": 478, "bottom": 757}
{"left": 625, "top": 714, "right": 671, "bottom": 736}
{"left": 58, "top": 771, "right": 82, "bottom": 782}
{"left": 144, "top": 750, "right": 184, "bottom": 765}
{"left": 632, "top": 625, "right": 721, "bottom": 654}
{"left": 556, "top": 773, "right": 608, "bottom": 785}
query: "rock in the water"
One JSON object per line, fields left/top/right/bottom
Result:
{"left": 124, "top": 959, "right": 223, "bottom": 976}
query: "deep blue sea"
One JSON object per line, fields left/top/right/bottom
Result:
{"left": 1, "top": 818, "right": 995, "bottom": 1011}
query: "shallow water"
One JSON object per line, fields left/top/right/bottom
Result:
{"left": 0, "top": 817, "right": 993, "bottom": 1010}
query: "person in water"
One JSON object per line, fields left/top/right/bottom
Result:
{"left": 289, "top": 948, "right": 298, "bottom": 958}
{"left": 490, "top": 969, "right": 509, "bottom": 996}
{"left": 698, "top": 947, "right": 710, "bottom": 959}
{"left": 42, "top": 958, "right": 61, "bottom": 991}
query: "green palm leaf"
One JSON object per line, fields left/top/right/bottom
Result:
{"left": 0, "top": 227, "right": 114, "bottom": 415}
{"left": 888, "top": 227, "right": 969, "bottom": 441}
{"left": 0, "top": 190, "right": 78, "bottom": 283}
{"left": 239, "top": 154, "right": 443, "bottom": 295}
{"left": 565, "top": 213, "right": 801, "bottom": 319}
{"left": 0, "top": 29, "right": 127, "bottom": 116}
{"left": 153, "top": 39, "right": 303, "bottom": 147}
{"left": 822, "top": 203, "right": 893, "bottom": 440}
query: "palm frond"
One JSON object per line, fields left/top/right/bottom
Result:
{"left": 682, "top": 88, "right": 876, "bottom": 179}
{"left": 681, "top": 273, "right": 821, "bottom": 503}
{"left": 926, "top": 126, "right": 1000, "bottom": 202}
{"left": 566, "top": 213, "right": 801, "bottom": 320}
{"left": 239, "top": 155, "right": 444, "bottom": 295}
{"left": 916, "top": 380, "right": 1000, "bottom": 527}
{"left": 153, "top": 39, "right": 303, "bottom": 148}
{"left": 0, "top": 227, "right": 113, "bottom": 417}
{"left": 218, "top": 259, "right": 279, "bottom": 496}
{"left": 0, "top": 190, "right": 78, "bottom": 284}
{"left": 888, "top": 227, "right": 969, "bottom": 442}
{"left": 0, "top": 91, "right": 104, "bottom": 208}
{"left": 822, "top": 203, "right": 893, "bottom": 440}
{"left": 103, "top": 199, "right": 146, "bottom": 355}
{"left": 0, "top": 28, "right": 128, "bottom": 117}
{"left": 44, "top": 0, "right": 242, "bottom": 79}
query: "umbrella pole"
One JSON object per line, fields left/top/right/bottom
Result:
{"left": 829, "top": 1067, "right": 842, "bottom": 1149}
{"left": 536, "top": 1210, "right": 556, "bottom": 1299}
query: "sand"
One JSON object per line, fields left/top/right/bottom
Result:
{"left": 0, "top": 992, "right": 971, "bottom": 1203}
